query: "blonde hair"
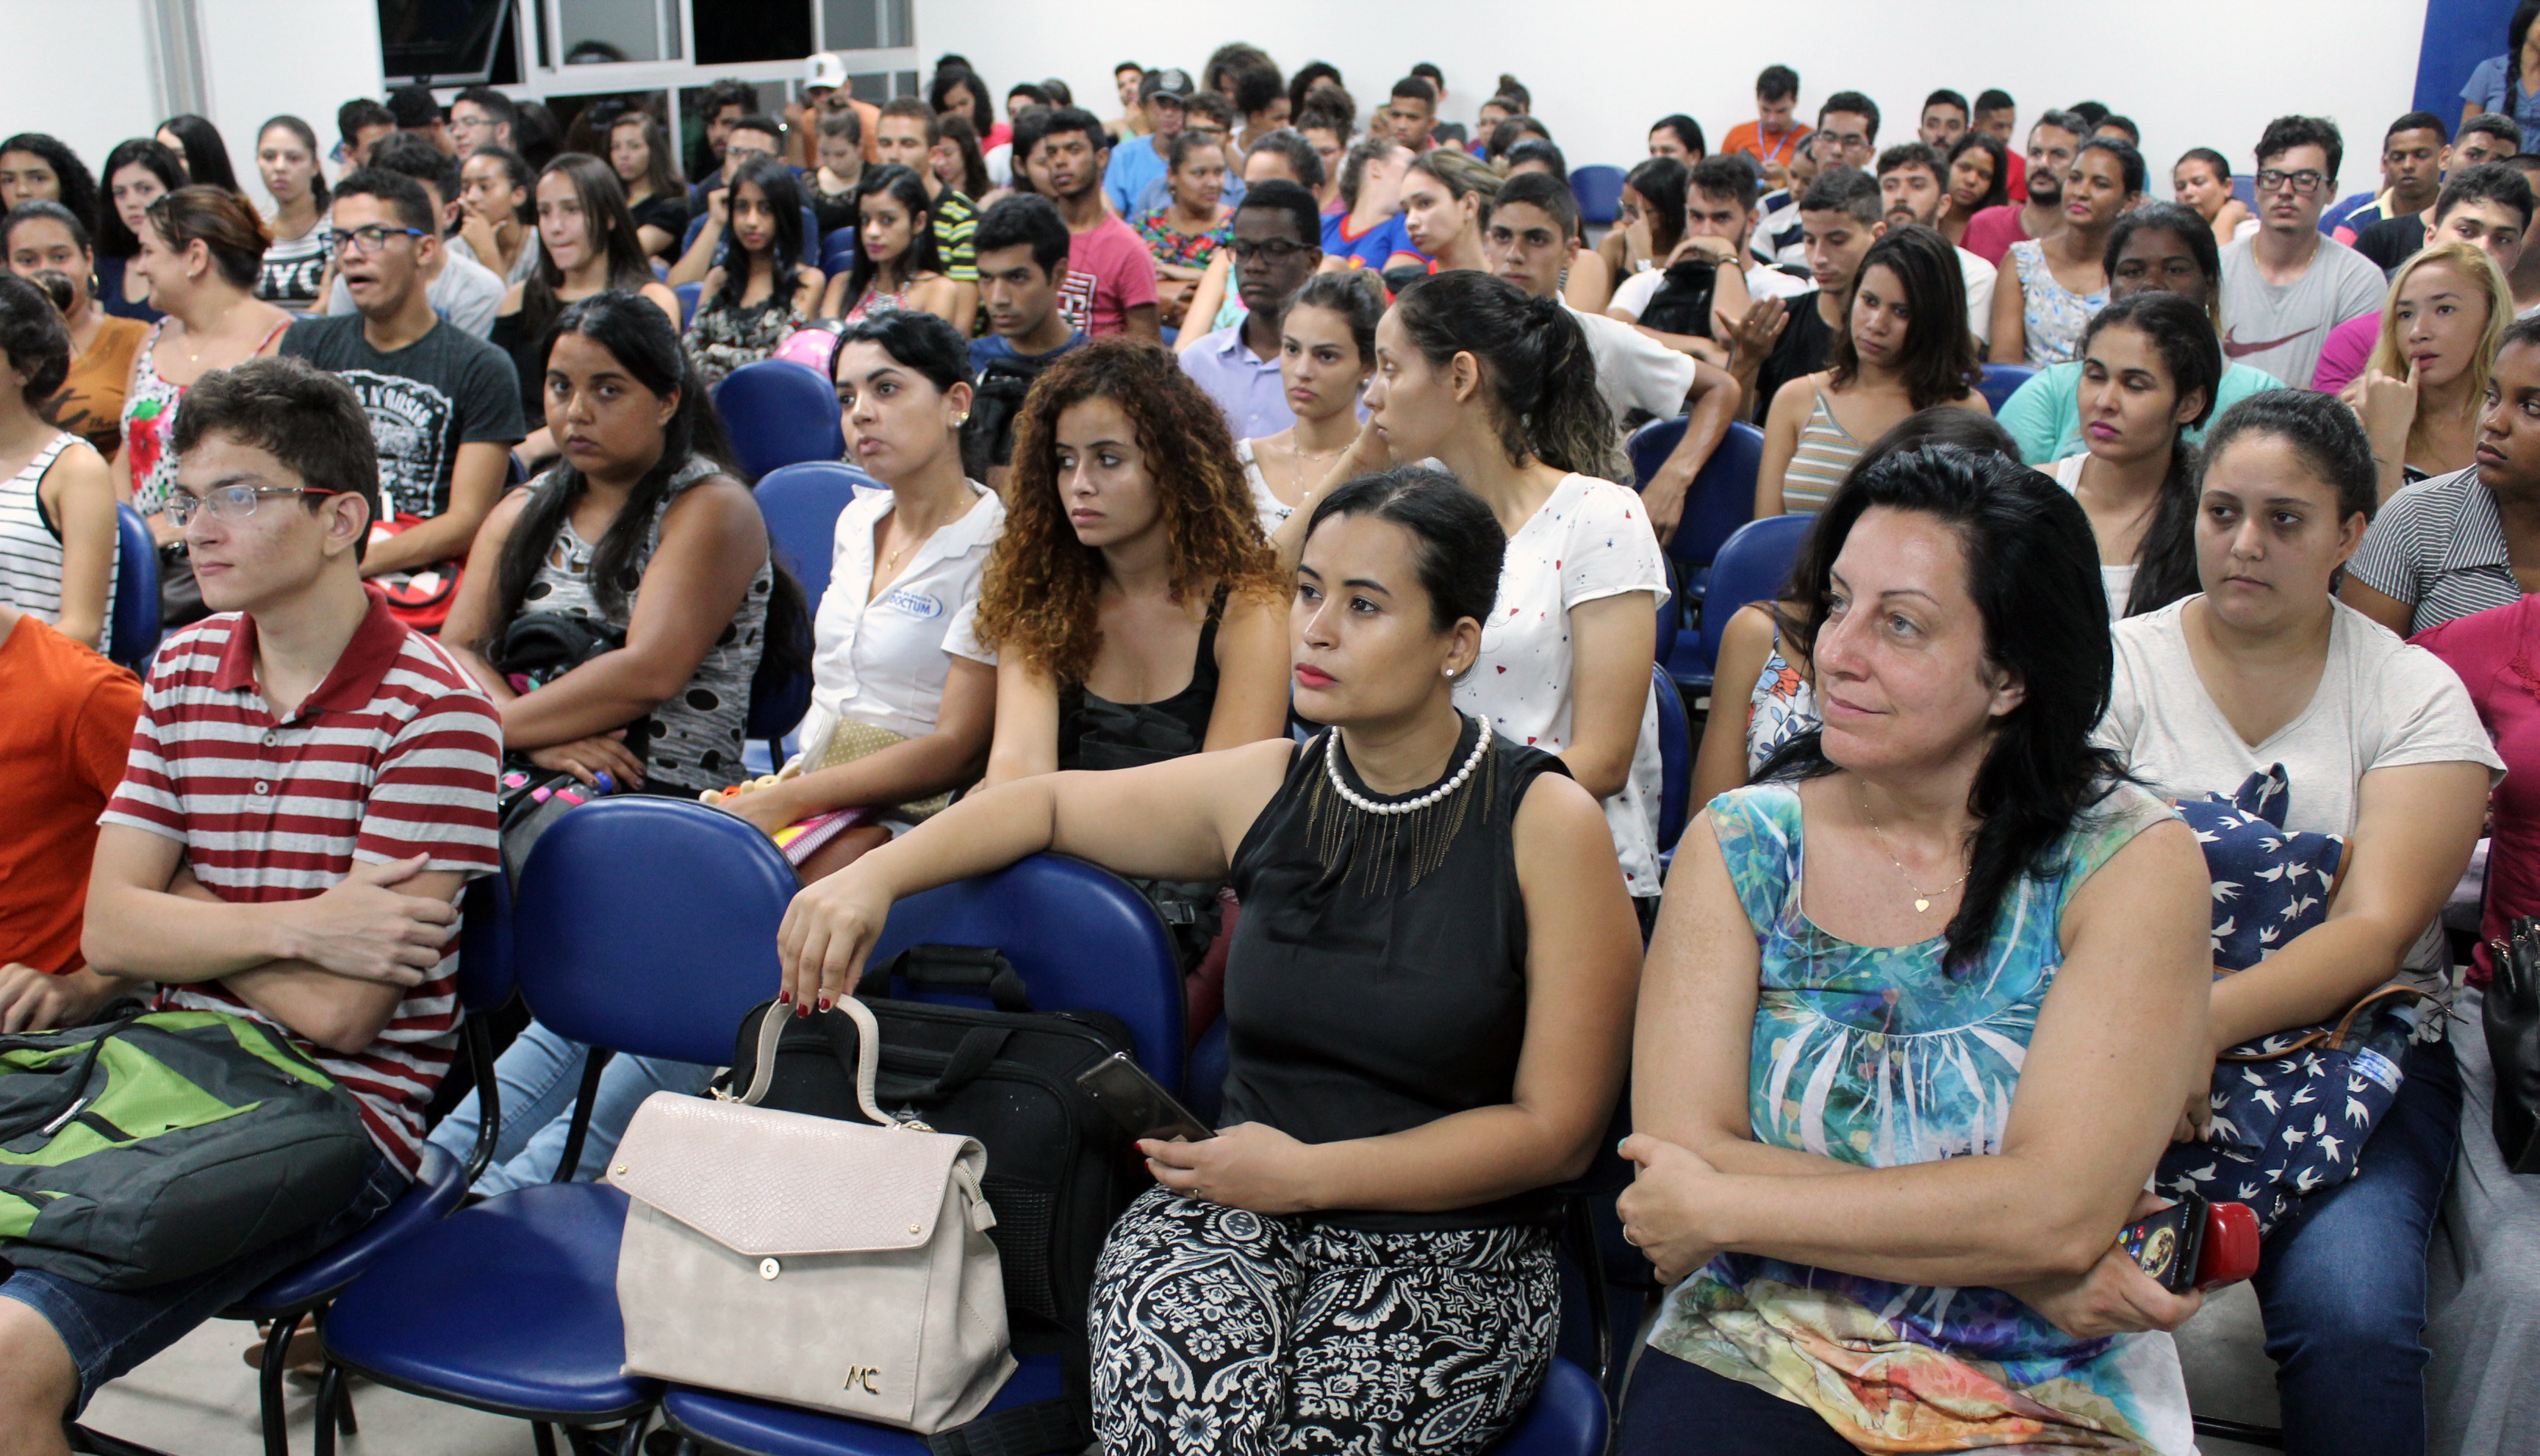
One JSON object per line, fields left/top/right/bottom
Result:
{"left": 2365, "top": 240, "right": 2512, "bottom": 415}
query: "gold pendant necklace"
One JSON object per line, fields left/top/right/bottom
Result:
{"left": 1859, "top": 789, "right": 1971, "bottom": 914}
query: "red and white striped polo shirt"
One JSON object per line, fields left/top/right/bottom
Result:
{"left": 101, "top": 595, "right": 501, "bottom": 1175}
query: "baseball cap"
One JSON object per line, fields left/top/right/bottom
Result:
{"left": 804, "top": 53, "right": 848, "bottom": 92}
{"left": 1140, "top": 68, "right": 1195, "bottom": 105}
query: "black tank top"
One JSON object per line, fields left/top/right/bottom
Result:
{"left": 1221, "top": 714, "right": 1570, "bottom": 1230}
{"left": 1056, "top": 585, "right": 1226, "bottom": 771}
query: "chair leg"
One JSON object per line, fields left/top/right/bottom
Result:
{"left": 614, "top": 1415, "right": 650, "bottom": 1456}
{"left": 534, "top": 1422, "right": 560, "bottom": 1456}
{"left": 256, "top": 1316, "right": 294, "bottom": 1456}
{"left": 314, "top": 1365, "right": 341, "bottom": 1456}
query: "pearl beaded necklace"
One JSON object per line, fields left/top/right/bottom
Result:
{"left": 1324, "top": 713, "right": 1492, "bottom": 815}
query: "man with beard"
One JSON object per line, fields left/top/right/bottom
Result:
{"left": 1962, "top": 109, "right": 2084, "bottom": 265}
{"left": 1177, "top": 180, "right": 1324, "bottom": 438}
{"left": 1876, "top": 141, "right": 1996, "bottom": 348}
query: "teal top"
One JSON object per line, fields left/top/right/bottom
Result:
{"left": 1646, "top": 778, "right": 2196, "bottom": 1454}
{"left": 1997, "top": 359, "right": 2286, "bottom": 467}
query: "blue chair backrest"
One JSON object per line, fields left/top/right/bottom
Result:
{"left": 869, "top": 853, "right": 1185, "bottom": 1091}
{"left": 821, "top": 225, "right": 856, "bottom": 278}
{"left": 504, "top": 450, "right": 528, "bottom": 487}
{"left": 744, "top": 605, "right": 814, "bottom": 742}
{"left": 455, "top": 870, "right": 517, "bottom": 1015}
{"left": 1649, "top": 662, "right": 1692, "bottom": 855}
{"left": 1659, "top": 420, "right": 1767, "bottom": 575}
{"left": 1697, "top": 513, "right": 1816, "bottom": 675}
{"left": 1978, "top": 362, "right": 2038, "bottom": 415}
{"left": 513, "top": 797, "right": 798, "bottom": 1065}
{"left": 1652, "top": 555, "right": 1679, "bottom": 664}
{"left": 1624, "top": 415, "right": 1686, "bottom": 492}
{"left": 754, "top": 460, "right": 870, "bottom": 609}
{"left": 110, "top": 503, "right": 160, "bottom": 670}
{"left": 2231, "top": 173, "right": 2255, "bottom": 207}
{"left": 1571, "top": 165, "right": 1626, "bottom": 227}
{"left": 714, "top": 359, "right": 847, "bottom": 481}
{"left": 673, "top": 281, "right": 700, "bottom": 330}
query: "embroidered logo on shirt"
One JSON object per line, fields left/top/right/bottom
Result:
{"left": 882, "top": 587, "right": 943, "bottom": 619}
{"left": 2221, "top": 325, "right": 2317, "bottom": 359}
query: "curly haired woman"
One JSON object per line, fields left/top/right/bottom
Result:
{"left": 975, "top": 337, "right": 1291, "bottom": 782}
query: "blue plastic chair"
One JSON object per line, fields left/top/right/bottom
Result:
{"left": 754, "top": 461, "right": 872, "bottom": 610}
{"left": 716, "top": 359, "right": 847, "bottom": 481}
{"left": 674, "top": 281, "right": 700, "bottom": 330}
{"left": 1978, "top": 362, "right": 2038, "bottom": 415}
{"left": 1489, "top": 1358, "right": 1610, "bottom": 1455}
{"left": 821, "top": 225, "right": 857, "bottom": 278}
{"left": 213, "top": 872, "right": 516, "bottom": 1456}
{"left": 1690, "top": 514, "right": 1817, "bottom": 692}
{"left": 107, "top": 503, "right": 161, "bottom": 671}
{"left": 1629, "top": 420, "right": 1766, "bottom": 688}
{"left": 1571, "top": 165, "right": 1627, "bottom": 228}
{"left": 318, "top": 799, "right": 800, "bottom": 1451}
{"left": 1650, "top": 662, "right": 1692, "bottom": 856}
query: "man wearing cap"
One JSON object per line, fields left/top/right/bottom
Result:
{"left": 794, "top": 52, "right": 880, "bottom": 171}
{"left": 1104, "top": 69, "right": 1190, "bottom": 215}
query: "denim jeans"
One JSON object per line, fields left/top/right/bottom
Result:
{"left": 426, "top": 1018, "right": 714, "bottom": 1197}
{"left": 2252, "top": 1033, "right": 2461, "bottom": 1456}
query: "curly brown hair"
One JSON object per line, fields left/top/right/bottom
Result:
{"left": 975, "top": 338, "right": 1281, "bottom": 686}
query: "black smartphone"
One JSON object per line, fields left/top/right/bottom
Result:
{"left": 1075, "top": 1052, "right": 1214, "bottom": 1143}
{"left": 2117, "top": 1192, "right": 2209, "bottom": 1294}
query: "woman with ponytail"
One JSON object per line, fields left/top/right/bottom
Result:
{"left": 2053, "top": 291, "right": 2219, "bottom": 619}
{"left": 1338, "top": 268, "right": 1671, "bottom": 911}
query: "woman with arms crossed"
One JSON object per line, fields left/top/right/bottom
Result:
{"left": 781, "top": 468, "right": 1641, "bottom": 1456}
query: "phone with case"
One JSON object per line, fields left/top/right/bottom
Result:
{"left": 2119, "top": 1194, "right": 2261, "bottom": 1293}
{"left": 1075, "top": 1052, "right": 1215, "bottom": 1144}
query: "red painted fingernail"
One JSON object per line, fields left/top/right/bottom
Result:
{"left": 795, "top": 1001, "right": 810, "bottom": 1019}
{"left": 777, "top": 989, "right": 792, "bottom": 1005}
{"left": 817, "top": 996, "right": 832, "bottom": 1012}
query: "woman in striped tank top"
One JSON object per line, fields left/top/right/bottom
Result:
{"left": 0, "top": 273, "right": 117, "bottom": 653}
{"left": 1756, "top": 224, "right": 1988, "bottom": 516}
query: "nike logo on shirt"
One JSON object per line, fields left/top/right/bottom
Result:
{"left": 2222, "top": 326, "right": 2317, "bottom": 359}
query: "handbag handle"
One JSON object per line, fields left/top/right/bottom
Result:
{"left": 2219, "top": 982, "right": 2428, "bottom": 1061}
{"left": 739, "top": 997, "right": 894, "bottom": 1128}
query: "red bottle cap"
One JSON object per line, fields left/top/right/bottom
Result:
{"left": 2195, "top": 1200, "right": 2262, "bottom": 1290}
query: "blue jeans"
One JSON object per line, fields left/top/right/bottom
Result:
{"left": 426, "top": 1018, "right": 714, "bottom": 1197}
{"left": 2252, "top": 1033, "right": 2461, "bottom": 1456}
{"left": 0, "top": 1147, "right": 404, "bottom": 1414}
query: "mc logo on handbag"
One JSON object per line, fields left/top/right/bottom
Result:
{"left": 846, "top": 1365, "right": 882, "bottom": 1394}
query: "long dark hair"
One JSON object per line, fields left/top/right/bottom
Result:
{"left": 2076, "top": 293, "right": 2221, "bottom": 616}
{"left": 257, "top": 115, "right": 331, "bottom": 208}
{"left": 1765, "top": 445, "right": 2122, "bottom": 972}
{"left": 1827, "top": 223, "right": 1982, "bottom": 409}
{"left": 1946, "top": 131, "right": 2010, "bottom": 212}
{"left": 0, "top": 271, "right": 73, "bottom": 412}
{"left": 1388, "top": 270, "right": 1624, "bottom": 480}
{"left": 608, "top": 110, "right": 684, "bottom": 201}
{"left": 157, "top": 115, "right": 238, "bottom": 193}
{"left": 94, "top": 138, "right": 185, "bottom": 259}
{"left": 492, "top": 292, "right": 738, "bottom": 629}
{"left": 714, "top": 157, "right": 806, "bottom": 310}
{"left": 522, "top": 153, "right": 658, "bottom": 345}
{"left": 844, "top": 164, "right": 944, "bottom": 305}
{"left": 937, "top": 113, "right": 991, "bottom": 201}
{"left": 1624, "top": 156, "right": 1689, "bottom": 258}
{"left": 3, "top": 135, "right": 101, "bottom": 251}
{"left": 929, "top": 65, "right": 996, "bottom": 136}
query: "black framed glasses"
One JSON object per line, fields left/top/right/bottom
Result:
{"left": 322, "top": 223, "right": 428, "bottom": 255}
{"left": 2253, "top": 168, "right": 2329, "bottom": 196}
{"left": 164, "top": 484, "right": 337, "bottom": 527}
{"left": 1227, "top": 237, "right": 1311, "bottom": 262}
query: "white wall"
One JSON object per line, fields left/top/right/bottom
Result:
{"left": 1, "top": 0, "right": 381, "bottom": 205}
{"left": 919, "top": 0, "right": 2425, "bottom": 196}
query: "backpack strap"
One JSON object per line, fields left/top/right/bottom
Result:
{"left": 924, "top": 1341, "right": 1093, "bottom": 1456}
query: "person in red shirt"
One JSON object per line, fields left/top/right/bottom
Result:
{"left": 0, "top": 356, "right": 500, "bottom": 1436}
{"left": 1029, "top": 107, "right": 1162, "bottom": 340}
{"left": 1973, "top": 89, "right": 2027, "bottom": 202}
{"left": 1962, "top": 109, "right": 2086, "bottom": 267}
{"left": 0, "top": 601, "right": 142, "bottom": 1031}
{"left": 1721, "top": 65, "right": 1810, "bottom": 190}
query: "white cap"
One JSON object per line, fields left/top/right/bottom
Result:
{"left": 805, "top": 52, "right": 848, "bottom": 91}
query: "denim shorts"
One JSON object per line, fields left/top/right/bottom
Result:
{"left": 0, "top": 1147, "right": 405, "bottom": 1414}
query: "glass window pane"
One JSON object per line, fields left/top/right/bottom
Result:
{"left": 556, "top": 0, "right": 678, "bottom": 64}
{"left": 697, "top": 0, "right": 811, "bottom": 65}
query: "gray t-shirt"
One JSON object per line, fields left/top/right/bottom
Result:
{"left": 2217, "top": 234, "right": 2389, "bottom": 392}
{"left": 2096, "top": 595, "right": 2502, "bottom": 982}
{"left": 323, "top": 247, "right": 507, "bottom": 339}
{"left": 279, "top": 314, "right": 525, "bottom": 519}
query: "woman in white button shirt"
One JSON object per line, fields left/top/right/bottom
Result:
{"left": 718, "top": 309, "right": 1005, "bottom": 881}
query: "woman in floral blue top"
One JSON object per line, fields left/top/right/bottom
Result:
{"left": 1614, "top": 445, "right": 2216, "bottom": 1455}
{"left": 1136, "top": 132, "right": 1233, "bottom": 331}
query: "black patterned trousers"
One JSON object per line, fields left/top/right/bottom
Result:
{"left": 1087, "top": 1186, "right": 1560, "bottom": 1456}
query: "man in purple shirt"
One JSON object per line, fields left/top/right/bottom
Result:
{"left": 1177, "top": 180, "right": 1324, "bottom": 440}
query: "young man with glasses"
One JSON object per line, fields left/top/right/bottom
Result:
{"left": 1810, "top": 92, "right": 1880, "bottom": 173}
{"left": 1176, "top": 180, "right": 1324, "bottom": 439}
{"left": 0, "top": 356, "right": 498, "bottom": 1446}
{"left": 321, "top": 133, "right": 506, "bottom": 338}
{"left": 447, "top": 87, "right": 518, "bottom": 156}
{"left": 283, "top": 169, "right": 524, "bottom": 585}
{"left": 2220, "top": 115, "right": 2390, "bottom": 388}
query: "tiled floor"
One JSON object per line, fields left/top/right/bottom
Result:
{"left": 75, "top": 1288, "right": 2290, "bottom": 1455}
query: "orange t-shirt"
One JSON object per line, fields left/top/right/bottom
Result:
{"left": 0, "top": 614, "right": 143, "bottom": 973}
{"left": 1721, "top": 120, "right": 1813, "bottom": 171}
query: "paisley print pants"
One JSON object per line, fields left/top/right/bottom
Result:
{"left": 1088, "top": 1186, "right": 1558, "bottom": 1456}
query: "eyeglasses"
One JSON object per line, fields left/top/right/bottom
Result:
{"left": 1227, "top": 237, "right": 1310, "bottom": 262}
{"left": 322, "top": 223, "right": 428, "bottom": 255}
{"left": 164, "top": 484, "right": 338, "bottom": 528}
{"left": 2253, "top": 169, "right": 2329, "bottom": 196}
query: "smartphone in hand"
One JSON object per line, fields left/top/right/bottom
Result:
{"left": 1075, "top": 1052, "right": 1215, "bottom": 1144}
{"left": 2120, "top": 1194, "right": 2261, "bottom": 1293}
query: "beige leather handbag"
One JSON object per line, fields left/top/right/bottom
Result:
{"left": 610, "top": 998, "right": 1015, "bottom": 1431}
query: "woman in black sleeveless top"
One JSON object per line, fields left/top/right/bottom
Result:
{"left": 781, "top": 467, "right": 1643, "bottom": 1455}
{"left": 971, "top": 337, "right": 1290, "bottom": 781}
